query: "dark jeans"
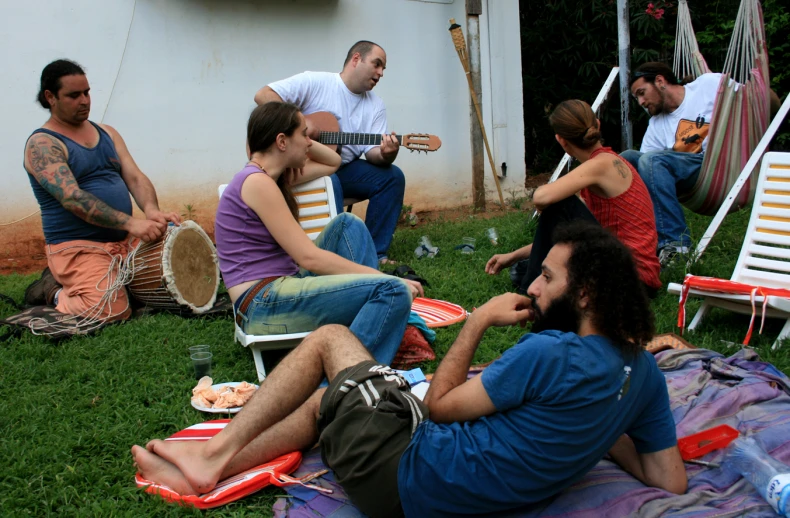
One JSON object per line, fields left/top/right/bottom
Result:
{"left": 329, "top": 159, "right": 406, "bottom": 259}
{"left": 517, "top": 196, "right": 598, "bottom": 294}
{"left": 514, "top": 196, "right": 658, "bottom": 299}
{"left": 620, "top": 149, "right": 703, "bottom": 249}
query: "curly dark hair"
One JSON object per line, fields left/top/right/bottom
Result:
{"left": 553, "top": 221, "right": 655, "bottom": 357}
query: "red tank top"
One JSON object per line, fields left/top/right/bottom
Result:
{"left": 581, "top": 147, "right": 661, "bottom": 289}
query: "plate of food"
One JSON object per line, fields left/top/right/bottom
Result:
{"left": 190, "top": 377, "right": 259, "bottom": 414}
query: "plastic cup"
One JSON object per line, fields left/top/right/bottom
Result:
{"left": 462, "top": 237, "right": 476, "bottom": 254}
{"left": 188, "top": 345, "right": 210, "bottom": 355}
{"left": 486, "top": 228, "right": 499, "bottom": 246}
{"left": 415, "top": 236, "right": 439, "bottom": 259}
{"left": 191, "top": 352, "right": 213, "bottom": 379}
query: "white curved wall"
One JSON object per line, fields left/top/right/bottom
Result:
{"left": 0, "top": 0, "right": 524, "bottom": 259}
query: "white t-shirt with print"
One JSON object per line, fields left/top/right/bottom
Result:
{"left": 268, "top": 71, "right": 388, "bottom": 165}
{"left": 640, "top": 72, "right": 723, "bottom": 155}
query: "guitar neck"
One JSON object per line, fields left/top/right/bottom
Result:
{"left": 318, "top": 132, "right": 402, "bottom": 146}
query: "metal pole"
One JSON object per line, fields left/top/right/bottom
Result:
{"left": 617, "top": 0, "right": 633, "bottom": 149}
{"left": 466, "top": 0, "right": 486, "bottom": 210}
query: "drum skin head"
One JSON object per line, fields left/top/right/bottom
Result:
{"left": 167, "top": 226, "right": 220, "bottom": 311}
{"left": 129, "top": 220, "right": 220, "bottom": 313}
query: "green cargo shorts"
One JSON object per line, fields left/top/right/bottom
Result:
{"left": 318, "top": 360, "right": 428, "bottom": 518}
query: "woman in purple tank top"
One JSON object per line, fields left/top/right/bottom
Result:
{"left": 215, "top": 102, "right": 422, "bottom": 367}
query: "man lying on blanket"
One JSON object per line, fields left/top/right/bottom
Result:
{"left": 132, "top": 221, "right": 687, "bottom": 517}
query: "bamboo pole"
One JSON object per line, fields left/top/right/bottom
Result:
{"left": 449, "top": 18, "right": 505, "bottom": 208}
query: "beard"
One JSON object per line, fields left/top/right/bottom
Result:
{"left": 647, "top": 103, "right": 663, "bottom": 116}
{"left": 530, "top": 291, "right": 582, "bottom": 334}
{"left": 648, "top": 90, "right": 667, "bottom": 116}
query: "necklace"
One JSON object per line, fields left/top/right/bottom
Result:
{"left": 247, "top": 159, "right": 264, "bottom": 171}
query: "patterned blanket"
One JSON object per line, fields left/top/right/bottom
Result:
{"left": 273, "top": 348, "right": 790, "bottom": 517}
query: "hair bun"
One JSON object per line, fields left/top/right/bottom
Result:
{"left": 583, "top": 125, "right": 601, "bottom": 144}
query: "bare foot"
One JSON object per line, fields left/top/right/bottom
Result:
{"left": 132, "top": 445, "right": 198, "bottom": 496}
{"left": 145, "top": 439, "right": 225, "bottom": 494}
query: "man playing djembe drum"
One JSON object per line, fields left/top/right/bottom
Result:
{"left": 22, "top": 59, "right": 180, "bottom": 322}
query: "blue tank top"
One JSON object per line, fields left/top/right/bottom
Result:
{"left": 26, "top": 122, "right": 133, "bottom": 244}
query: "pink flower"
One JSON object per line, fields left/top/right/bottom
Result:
{"left": 647, "top": 2, "right": 654, "bottom": 7}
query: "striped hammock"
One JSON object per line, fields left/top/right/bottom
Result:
{"left": 673, "top": 0, "right": 771, "bottom": 216}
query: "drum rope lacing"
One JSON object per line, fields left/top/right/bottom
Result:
{"left": 28, "top": 240, "right": 144, "bottom": 335}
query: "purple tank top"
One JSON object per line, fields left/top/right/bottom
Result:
{"left": 215, "top": 165, "right": 299, "bottom": 288}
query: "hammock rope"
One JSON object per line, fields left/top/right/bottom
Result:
{"left": 673, "top": 0, "right": 709, "bottom": 81}
{"left": 672, "top": 0, "right": 770, "bottom": 216}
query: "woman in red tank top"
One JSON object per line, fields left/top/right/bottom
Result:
{"left": 486, "top": 100, "right": 661, "bottom": 295}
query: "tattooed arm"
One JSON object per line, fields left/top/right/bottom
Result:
{"left": 101, "top": 124, "right": 180, "bottom": 226}
{"left": 24, "top": 133, "right": 164, "bottom": 242}
{"left": 532, "top": 157, "right": 607, "bottom": 211}
{"left": 532, "top": 153, "right": 636, "bottom": 210}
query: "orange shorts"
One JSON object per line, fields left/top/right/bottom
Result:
{"left": 46, "top": 239, "right": 134, "bottom": 322}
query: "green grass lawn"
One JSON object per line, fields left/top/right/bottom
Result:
{"left": 2, "top": 204, "right": 789, "bottom": 516}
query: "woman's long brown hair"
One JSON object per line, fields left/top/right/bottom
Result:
{"left": 246, "top": 102, "right": 301, "bottom": 220}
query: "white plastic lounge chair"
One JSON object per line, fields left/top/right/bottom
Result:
{"left": 668, "top": 152, "right": 790, "bottom": 349}
{"left": 218, "top": 176, "right": 339, "bottom": 380}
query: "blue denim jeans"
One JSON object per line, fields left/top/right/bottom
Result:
{"left": 329, "top": 159, "right": 405, "bottom": 259}
{"left": 518, "top": 195, "right": 598, "bottom": 293}
{"left": 237, "top": 213, "right": 411, "bottom": 366}
{"left": 620, "top": 149, "right": 704, "bottom": 249}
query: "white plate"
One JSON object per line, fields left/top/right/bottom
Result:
{"left": 190, "top": 382, "right": 259, "bottom": 414}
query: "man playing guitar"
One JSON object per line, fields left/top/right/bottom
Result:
{"left": 254, "top": 40, "right": 403, "bottom": 264}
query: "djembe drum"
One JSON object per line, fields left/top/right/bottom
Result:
{"left": 128, "top": 220, "right": 219, "bottom": 314}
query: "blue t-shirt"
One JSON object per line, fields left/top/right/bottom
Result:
{"left": 26, "top": 122, "right": 132, "bottom": 244}
{"left": 398, "top": 330, "right": 676, "bottom": 517}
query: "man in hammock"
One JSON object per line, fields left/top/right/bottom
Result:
{"left": 22, "top": 59, "right": 180, "bottom": 322}
{"left": 133, "top": 221, "right": 687, "bottom": 517}
{"left": 621, "top": 62, "right": 722, "bottom": 267}
{"left": 253, "top": 40, "right": 404, "bottom": 265}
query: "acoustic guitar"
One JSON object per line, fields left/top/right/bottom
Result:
{"left": 305, "top": 112, "right": 441, "bottom": 153}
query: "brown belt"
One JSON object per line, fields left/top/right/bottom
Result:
{"left": 235, "top": 276, "right": 281, "bottom": 327}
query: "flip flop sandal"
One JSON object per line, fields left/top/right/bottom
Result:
{"left": 391, "top": 265, "right": 430, "bottom": 287}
